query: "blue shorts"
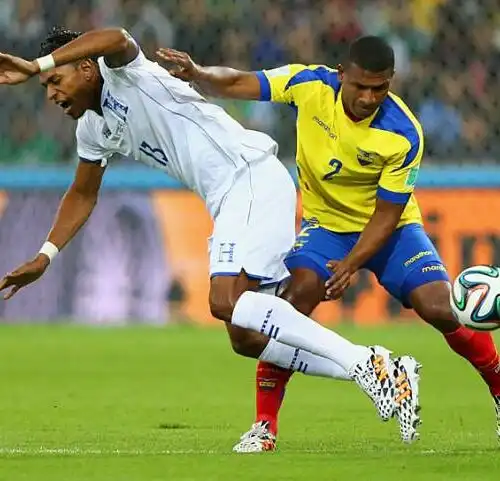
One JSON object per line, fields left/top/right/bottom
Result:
{"left": 285, "top": 222, "right": 449, "bottom": 308}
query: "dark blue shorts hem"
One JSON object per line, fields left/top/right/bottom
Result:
{"left": 285, "top": 254, "right": 330, "bottom": 281}
{"left": 210, "top": 272, "right": 273, "bottom": 281}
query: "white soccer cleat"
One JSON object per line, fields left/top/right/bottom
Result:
{"left": 349, "top": 346, "right": 396, "bottom": 422}
{"left": 392, "top": 356, "right": 422, "bottom": 444}
{"left": 494, "top": 396, "right": 500, "bottom": 441}
{"left": 232, "top": 421, "right": 277, "bottom": 453}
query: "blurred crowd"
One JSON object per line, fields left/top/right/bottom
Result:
{"left": 0, "top": 0, "right": 499, "bottom": 165}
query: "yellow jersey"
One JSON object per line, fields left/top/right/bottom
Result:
{"left": 256, "top": 64, "right": 424, "bottom": 233}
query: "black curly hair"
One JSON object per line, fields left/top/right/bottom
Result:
{"left": 347, "top": 36, "right": 395, "bottom": 73}
{"left": 38, "top": 26, "right": 98, "bottom": 62}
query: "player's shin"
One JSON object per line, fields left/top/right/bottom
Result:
{"left": 444, "top": 326, "right": 500, "bottom": 396}
{"left": 233, "top": 292, "right": 398, "bottom": 421}
{"left": 260, "top": 338, "right": 351, "bottom": 379}
{"left": 255, "top": 362, "right": 291, "bottom": 436}
{"left": 255, "top": 341, "right": 350, "bottom": 436}
{"left": 231, "top": 291, "right": 370, "bottom": 372}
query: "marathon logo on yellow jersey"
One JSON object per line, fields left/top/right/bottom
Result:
{"left": 313, "top": 116, "right": 337, "bottom": 140}
{"left": 421, "top": 264, "right": 446, "bottom": 273}
{"left": 403, "top": 250, "right": 432, "bottom": 267}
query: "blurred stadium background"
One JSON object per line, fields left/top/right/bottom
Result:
{"left": 0, "top": 0, "right": 500, "bottom": 326}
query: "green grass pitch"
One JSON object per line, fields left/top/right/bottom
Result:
{"left": 0, "top": 323, "right": 498, "bottom": 481}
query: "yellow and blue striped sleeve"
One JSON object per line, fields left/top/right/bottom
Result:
{"left": 377, "top": 142, "right": 422, "bottom": 204}
{"left": 254, "top": 64, "right": 309, "bottom": 104}
{"left": 372, "top": 97, "right": 424, "bottom": 204}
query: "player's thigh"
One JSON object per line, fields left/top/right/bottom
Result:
{"left": 209, "top": 157, "right": 296, "bottom": 288}
{"left": 368, "top": 223, "right": 450, "bottom": 311}
{"left": 284, "top": 221, "right": 355, "bottom": 309}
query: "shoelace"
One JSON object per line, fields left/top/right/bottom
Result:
{"left": 395, "top": 370, "right": 412, "bottom": 405}
{"left": 372, "top": 355, "right": 389, "bottom": 383}
{"left": 243, "top": 422, "right": 272, "bottom": 440}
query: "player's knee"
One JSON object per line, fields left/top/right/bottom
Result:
{"left": 418, "top": 302, "right": 453, "bottom": 325}
{"left": 208, "top": 278, "right": 240, "bottom": 322}
{"left": 209, "top": 273, "right": 261, "bottom": 322}
{"left": 209, "top": 296, "right": 233, "bottom": 322}
{"left": 208, "top": 288, "right": 250, "bottom": 322}
{"left": 281, "top": 289, "right": 314, "bottom": 315}
{"left": 280, "top": 271, "right": 325, "bottom": 315}
{"left": 229, "top": 331, "right": 264, "bottom": 357}
{"left": 411, "top": 282, "right": 458, "bottom": 332}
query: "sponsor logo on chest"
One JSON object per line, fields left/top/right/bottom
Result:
{"left": 102, "top": 90, "right": 129, "bottom": 122}
{"left": 313, "top": 116, "right": 337, "bottom": 140}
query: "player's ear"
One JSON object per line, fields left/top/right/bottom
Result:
{"left": 79, "top": 59, "right": 97, "bottom": 81}
{"left": 337, "top": 64, "right": 344, "bottom": 81}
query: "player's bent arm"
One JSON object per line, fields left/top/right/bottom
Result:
{"left": 45, "top": 160, "right": 105, "bottom": 251}
{"left": 34, "top": 28, "right": 139, "bottom": 71}
{"left": 193, "top": 67, "right": 262, "bottom": 100}
{"left": 343, "top": 198, "right": 406, "bottom": 271}
{"left": 348, "top": 131, "right": 423, "bottom": 271}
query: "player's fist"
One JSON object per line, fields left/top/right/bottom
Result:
{"left": 156, "top": 48, "right": 201, "bottom": 82}
{"left": 0, "top": 254, "right": 50, "bottom": 300}
{"left": 0, "top": 53, "right": 38, "bottom": 85}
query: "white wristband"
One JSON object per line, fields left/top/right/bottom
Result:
{"left": 39, "top": 241, "right": 59, "bottom": 263}
{"left": 36, "top": 54, "right": 55, "bottom": 72}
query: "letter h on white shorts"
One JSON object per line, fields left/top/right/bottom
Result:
{"left": 208, "top": 156, "right": 297, "bottom": 290}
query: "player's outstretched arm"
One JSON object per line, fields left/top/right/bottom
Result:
{"left": 45, "top": 161, "right": 105, "bottom": 251}
{"left": 0, "top": 53, "right": 39, "bottom": 85}
{"left": 0, "top": 28, "right": 138, "bottom": 86}
{"left": 156, "top": 48, "right": 261, "bottom": 100}
{"left": 0, "top": 161, "right": 105, "bottom": 300}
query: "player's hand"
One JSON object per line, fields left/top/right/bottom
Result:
{"left": 156, "top": 48, "right": 201, "bottom": 82}
{"left": 325, "top": 260, "right": 354, "bottom": 300}
{"left": 0, "top": 53, "right": 38, "bottom": 85}
{"left": 0, "top": 254, "right": 50, "bottom": 300}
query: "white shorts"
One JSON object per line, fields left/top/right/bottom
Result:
{"left": 209, "top": 156, "right": 296, "bottom": 286}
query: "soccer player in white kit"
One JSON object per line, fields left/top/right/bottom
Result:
{"left": 0, "top": 27, "right": 413, "bottom": 442}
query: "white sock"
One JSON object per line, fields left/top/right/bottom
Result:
{"left": 260, "top": 339, "right": 351, "bottom": 380}
{"left": 232, "top": 291, "right": 370, "bottom": 372}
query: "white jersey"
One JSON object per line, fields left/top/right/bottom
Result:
{"left": 76, "top": 50, "right": 278, "bottom": 216}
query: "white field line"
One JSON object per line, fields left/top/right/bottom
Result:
{"left": 0, "top": 447, "right": 494, "bottom": 456}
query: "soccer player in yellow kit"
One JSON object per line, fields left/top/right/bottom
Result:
{"left": 157, "top": 36, "right": 500, "bottom": 452}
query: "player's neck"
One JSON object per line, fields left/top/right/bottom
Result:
{"left": 342, "top": 100, "right": 362, "bottom": 123}
{"left": 93, "top": 76, "right": 105, "bottom": 116}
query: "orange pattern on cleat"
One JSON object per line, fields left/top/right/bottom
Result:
{"left": 233, "top": 421, "right": 277, "bottom": 453}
